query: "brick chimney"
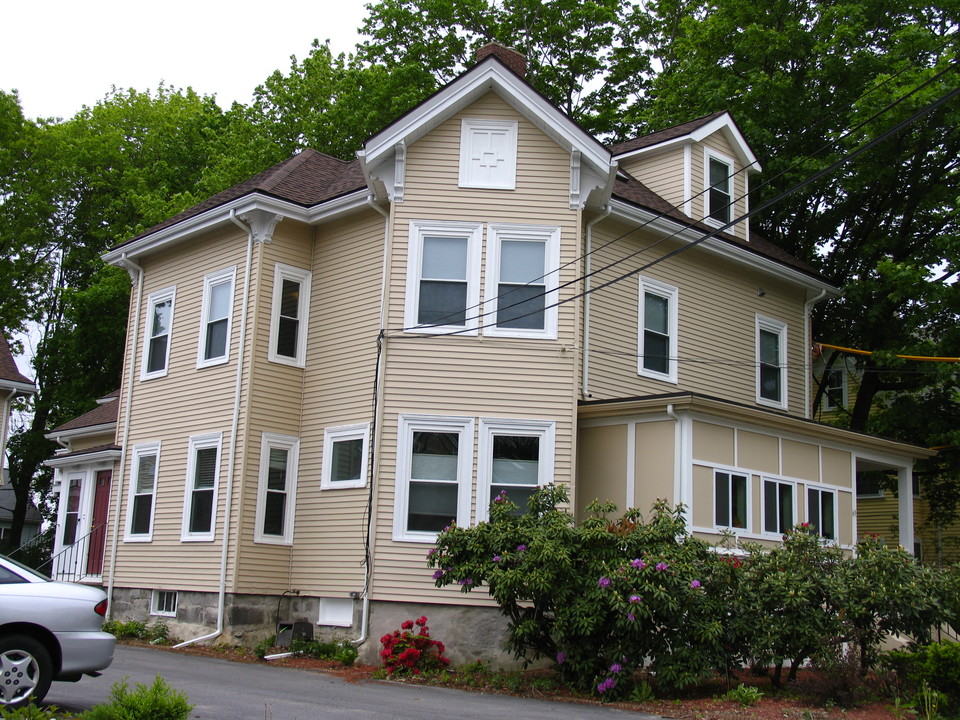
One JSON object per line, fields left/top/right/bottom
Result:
{"left": 476, "top": 42, "right": 527, "bottom": 78}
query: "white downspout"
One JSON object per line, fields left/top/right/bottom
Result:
{"left": 582, "top": 207, "right": 610, "bottom": 398}
{"left": 803, "top": 289, "right": 827, "bottom": 419}
{"left": 353, "top": 197, "right": 391, "bottom": 648}
{"left": 175, "top": 210, "right": 254, "bottom": 648}
{"left": 665, "top": 403, "right": 689, "bottom": 524}
{"left": 106, "top": 253, "right": 144, "bottom": 616}
{"left": 0, "top": 387, "right": 17, "bottom": 467}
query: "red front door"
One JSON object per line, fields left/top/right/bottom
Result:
{"left": 86, "top": 470, "right": 111, "bottom": 576}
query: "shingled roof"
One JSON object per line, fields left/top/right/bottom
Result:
{"left": 113, "top": 150, "right": 365, "bottom": 251}
{"left": 607, "top": 112, "right": 727, "bottom": 157}
{"left": 49, "top": 392, "right": 119, "bottom": 434}
{"left": 0, "top": 336, "right": 34, "bottom": 389}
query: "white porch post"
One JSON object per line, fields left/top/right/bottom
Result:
{"left": 898, "top": 465, "right": 915, "bottom": 554}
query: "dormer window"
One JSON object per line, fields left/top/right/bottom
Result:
{"left": 459, "top": 119, "right": 518, "bottom": 190}
{"left": 705, "top": 151, "right": 734, "bottom": 225}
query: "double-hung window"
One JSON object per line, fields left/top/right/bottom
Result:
{"left": 405, "top": 221, "right": 482, "bottom": 334}
{"left": 321, "top": 424, "right": 369, "bottom": 490}
{"left": 485, "top": 224, "right": 560, "bottom": 338}
{"left": 197, "top": 267, "right": 235, "bottom": 367}
{"left": 477, "top": 419, "right": 555, "bottom": 521}
{"left": 269, "top": 264, "right": 311, "bottom": 367}
{"left": 394, "top": 415, "right": 473, "bottom": 541}
{"left": 823, "top": 367, "right": 846, "bottom": 411}
{"left": 255, "top": 433, "right": 299, "bottom": 544}
{"left": 127, "top": 442, "right": 160, "bottom": 541}
{"left": 638, "top": 277, "right": 679, "bottom": 382}
{"left": 181, "top": 433, "right": 221, "bottom": 541}
{"left": 705, "top": 151, "right": 733, "bottom": 225}
{"left": 762, "top": 478, "right": 794, "bottom": 534}
{"left": 756, "top": 315, "right": 788, "bottom": 408}
{"left": 715, "top": 470, "right": 748, "bottom": 530}
{"left": 141, "top": 287, "right": 175, "bottom": 380}
{"left": 807, "top": 487, "right": 836, "bottom": 540}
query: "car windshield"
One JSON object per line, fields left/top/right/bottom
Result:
{"left": 0, "top": 553, "right": 50, "bottom": 582}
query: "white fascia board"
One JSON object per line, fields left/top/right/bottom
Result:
{"left": 0, "top": 380, "right": 36, "bottom": 395}
{"left": 44, "top": 447, "right": 122, "bottom": 469}
{"left": 608, "top": 199, "right": 835, "bottom": 295}
{"left": 613, "top": 112, "right": 761, "bottom": 174}
{"left": 44, "top": 422, "right": 117, "bottom": 442}
{"left": 103, "top": 190, "right": 369, "bottom": 266}
{"left": 361, "top": 61, "right": 613, "bottom": 178}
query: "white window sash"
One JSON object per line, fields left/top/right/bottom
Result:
{"left": 637, "top": 277, "right": 679, "bottom": 383}
{"left": 703, "top": 148, "right": 735, "bottom": 227}
{"left": 321, "top": 423, "right": 370, "bottom": 490}
{"left": 180, "top": 433, "right": 222, "bottom": 542}
{"left": 756, "top": 315, "right": 788, "bottom": 410}
{"left": 254, "top": 432, "right": 299, "bottom": 545}
{"left": 197, "top": 267, "right": 236, "bottom": 368}
{"left": 140, "top": 287, "right": 176, "bottom": 380}
{"left": 268, "top": 264, "right": 312, "bottom": 367}
{"left": 125, "top": 442, "right": 161, "bottom": 542}
{"left": 476, "top": 418, "right": 555, "bottom": 522}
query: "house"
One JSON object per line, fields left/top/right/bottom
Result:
{"left": 46, "top": 44, "right": 933, "bottom": 663}
{"left": 0, "top": 334, "right": 38, "bottom": 547}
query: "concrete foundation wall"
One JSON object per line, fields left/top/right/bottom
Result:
{"left": 109, "top": 589, "right": 519, "bottom": 668}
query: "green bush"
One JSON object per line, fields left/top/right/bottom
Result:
{"left": 288, "top": 637, "right": 358, "bottom": 666}
{"left": 720, "top": 683, "right": 764, "bottom": 706}
{"left": 80, "top": 676, "right": 192, "bottom": 720}
{"left": 253, "top": 634, "right": 276, "bottom": 659}
{"left": 0, "top": 704, "right": 60, "bottom": 720}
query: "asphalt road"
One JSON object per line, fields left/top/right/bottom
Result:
{"left": 45, "top": 645, "right": 653, "bottom": 719}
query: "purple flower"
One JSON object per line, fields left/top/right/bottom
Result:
{"left": 690, "top": 579, "right": 701, "bottom": 589}
{"left": 627, "top": 612, "right": 635, "bottom": 622}
{"left": 459, "top": 577, "right": 473, "bottom": 586}
{"left": 628, "top": 594, "right": 641, "bottom": 604}
{"left": 432, "top": 570, "right": 444, "bottom": 580}
{"left": 655, "top": 562, "right": 669, "bottom": 571}
{"left": 610, "top": 663, "right": 622, "bottom": 674}
{"left": 443, "top": 526, "right": 451, "bottom": 533}
{"left": 597, "top": 677, "right": 617, "bottom": 693}
{"left": 492, "top": 555, "right": 502, "bottom": 563}
{"left": 516, "top": 544, "right": 527, "bottom": 552}
{"left": 556, "top": 651, "right": 566, "bottom": 664}
{"left": 493, "top": 490, "right": 508, "bottom": 504}
{"left": 598, "top": 576, "right": 611, "bottom": 588}
{"left": 630, "top": 558, "right": 646, "bottom": 569}
{"left": 426, "top": 548, "right": 436, "bottom": 559}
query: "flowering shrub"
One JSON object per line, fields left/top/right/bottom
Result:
{"left": 379, "top": 616, "right": 450, "bottom": 676}
{"left": 426, "top": 484, "right": 959, "bottom": 699}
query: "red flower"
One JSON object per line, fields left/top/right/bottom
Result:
{"left": 416, "top": 616, "right": 428, "bottom": 626}
{"left": 401, "top": 620, "right": 414, "bottom": 630}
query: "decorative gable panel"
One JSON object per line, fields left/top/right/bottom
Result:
{"left": 459, "top": 118, "right": 518, "bottom": 190}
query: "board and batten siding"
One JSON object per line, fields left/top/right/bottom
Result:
{"left": 109, "top": 227, "right": 250, "bottom": 592}
{"left": 369, "top": 91, "right": 582, "bottom": 605}
{"left": 585, "top": 213, "right": 807, "bottom": 414}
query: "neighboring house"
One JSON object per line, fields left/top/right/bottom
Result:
{"left": 47, "top": 45, "right": 933, "bottom": 663}
{"left": 44, "top": 391, "right": 120, "bottom": 580}
{"left": 0, "top": 334, "right": 36, "bottom": 473}
{"left": 0, "top": 473, "right": 42, "bottom": 546}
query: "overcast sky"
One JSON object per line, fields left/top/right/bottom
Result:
{"left": 2, "top": 0, "right": 371, "bottom": 121}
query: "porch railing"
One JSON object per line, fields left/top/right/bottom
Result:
{"left": 37, "top": 523, "right": 107, "bottom": 583}
{"left": 5, "top": 526, "right": 54, "bottom": 571}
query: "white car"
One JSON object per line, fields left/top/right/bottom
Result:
{"left": 0, "top": 554, "right": 115, "bottom": 708}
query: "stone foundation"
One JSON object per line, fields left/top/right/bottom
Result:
{"left": 109, "top": 588, "right": 520, "bottom": 668}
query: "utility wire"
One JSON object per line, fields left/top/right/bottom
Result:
{"left": 391, "top": 60, "right": 959, "bottom": 335}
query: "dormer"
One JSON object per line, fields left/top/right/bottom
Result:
{"left": 610, "top": 112, "right": 760, "bottom": 241}
{"left": 358, "top": 45, "right": 617, "bottom": 210}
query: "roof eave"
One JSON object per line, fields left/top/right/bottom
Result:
{"left": 45, "top": 422, "right": 117, "bottom": 442}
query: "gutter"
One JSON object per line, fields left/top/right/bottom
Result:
{"left": 174, "top": 209, "right": 255, "bottom": 648}
{"left": 803, "top": 289, "right": 828, "bottom": 419}
{"left": 106, "top": 253, "right": 144, "bottom": 615}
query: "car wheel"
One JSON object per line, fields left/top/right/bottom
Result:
{"left": 0, "top": 635, "right": 52, "bottom": 709}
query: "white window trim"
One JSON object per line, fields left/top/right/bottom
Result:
{"left": 823, "top": 366, "right": 847, "bottom": 411}
{"left": 196, "top": 266, "right": 236, "bottom": 369}
{"left": 761, "top": 477, "right": 796, "bottom": 536}
{"left": 403, "top": 220, "right": 483, "bottom": 335}
{"left": 140, "top": 287, "right": 176, "bottom": 380}
{"left": 458, "top": 118, "right": 518, "bottom": 190}
{"left": 703, "top": 148, "right": 735, "bottom": 228}
{"left": 318, "top": 597, "right": 354, "bottom": 627}
{"left": 476, "top": 418, "right": 555, "bottom": 522}
{"left": 321, "top": 423, "right": 370, "bottom": 490}
{"left": 268, "top": 263, "right": 312, "bottom": 367}
{"left": 806, "top": 485, "right": 838, "bottom": 541}
{"left": 180, "top": 432, "right": 222, "bottom": 542}
{"left": 483, "top": 224, "right": 560, "bottom": 339}
{"left": 151, "top": 589, "right": 178, "bottom": 618}
{"left": 756, "top": 315, "right": 789, "bottom": 410}
{"left": 713, "top": 468, "right": 751, "bottom": 533}
{"left": 125, "top": 441, "right": 161, "bottom": 542}
{"left": 637, "top": 276, "right": 679, "bottom": 384}
{"left": 393, "top": 414, "right": 474, "bottom": 542}
{"left": 254, "top": 432, "right": 300, "bottom": 545}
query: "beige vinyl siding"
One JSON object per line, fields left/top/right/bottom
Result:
{"left": 291, "top": 212, "right": 386, "bottom": 596}
{"left": 618, "top": 146, "right": 687, "bottom": 213}
{"left": 585, "top": 213, "right": 807, "bottom": 414}
{"left": 233, "top": 222, "right": 314, "bottom": 594}
{"left": 370, "top": 92, "right": 581, "bottom": 605}
{"left": 110, "top": 227, "right": 249, "bottom": 592}
{"left": 68, "top": 431, "right": 116, "bottom": 452}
